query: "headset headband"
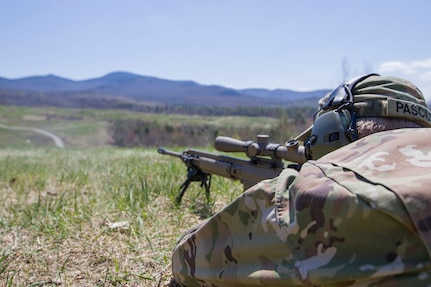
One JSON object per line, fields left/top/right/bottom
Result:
{"left": 320, "top": 73, "right": 379, "bottom": 111}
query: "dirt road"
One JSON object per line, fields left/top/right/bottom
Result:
{"left": 0, "top": 123, "right": 65, "bottom": 148}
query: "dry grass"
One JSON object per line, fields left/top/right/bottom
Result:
{"left": 0, "top": 147, "right": 241, "bottom": 286}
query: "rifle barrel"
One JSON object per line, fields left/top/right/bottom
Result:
{"left": 158, "top": 148, "right": 182, "bottom": 158}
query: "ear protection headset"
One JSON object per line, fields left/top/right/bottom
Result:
{"left": 306, "top": 73, "right": 379, "bottom": 160}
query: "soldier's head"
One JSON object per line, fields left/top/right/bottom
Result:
{"left": 298, "top": 73, "right": 431, "bottom": 160}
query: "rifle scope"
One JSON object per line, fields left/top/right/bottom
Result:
{"left": 214, "top": 135, "right": 307, "bottom": 164}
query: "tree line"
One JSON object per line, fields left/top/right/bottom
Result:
{"left": 109, "top": 106, "right": 315, "bottom": 148}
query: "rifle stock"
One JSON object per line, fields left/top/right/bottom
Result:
{"left": 158, "top": 135, "right": 306, "bottom": 204}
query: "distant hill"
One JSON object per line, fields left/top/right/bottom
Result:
{"left": 0, "top": 71, "right": 330, "bottom": 109}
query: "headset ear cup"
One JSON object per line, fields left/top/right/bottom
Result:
{"left": 307, "top": 75, "right": 376, "bottom": 159}
{"left": 309, "top": 110, "right": 354, "bottom": 159}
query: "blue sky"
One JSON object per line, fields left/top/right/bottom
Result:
{"left": 2, "top": 1, "right": 431, "bottom": 99}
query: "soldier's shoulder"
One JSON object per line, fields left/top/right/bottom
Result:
{"left": 324, "top": 128, "right": 431, "bottom": 160}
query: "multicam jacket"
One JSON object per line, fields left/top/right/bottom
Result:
{"left": 172, "top": 128, "right": 431, "bottom": 287}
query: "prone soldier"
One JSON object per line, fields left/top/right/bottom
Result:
{"left": 170, "top": 74, "right": 431, "bottom": 287}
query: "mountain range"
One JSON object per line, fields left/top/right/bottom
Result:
{"left": 0, "top": 71, "right": 330, "bottom": 108}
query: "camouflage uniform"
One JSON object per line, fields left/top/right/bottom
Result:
{"left": 172, "top": 128, "right": 431, "bottom": 286}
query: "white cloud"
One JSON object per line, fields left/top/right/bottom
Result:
{"left": 378, "top": 61, "right": 415, "bottom": 74}
{"left": 412, "top": 59, "right": 431, "bottom": 69}
{"left": 378, "top": 58, "right": 431, "bottom": 75}
{"left": 377, "top": 58, "right": 431, "bottom": 102}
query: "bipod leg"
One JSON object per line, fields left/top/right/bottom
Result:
{"left": 201, "top": 173, "right": 211, "bottom": 202}
{"left": 176, "top": 167, "right": 204, "bottom": 204}
{"left": 176, "top": 177, "right": 191, "bottom": 205}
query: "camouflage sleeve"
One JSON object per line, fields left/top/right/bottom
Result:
{"left": 171, "top": 168, "right": 300, "bottom": 287}
{"left": 171, "top": 129, "right": 431, "bottom": 287}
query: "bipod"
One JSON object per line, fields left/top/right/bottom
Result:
{"left": 176, "top": 166, "right": 212, "bottom": 204}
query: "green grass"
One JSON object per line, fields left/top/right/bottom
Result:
{"left": 0, "top": 105, "right": 271, "bottom": 285}
{"left": 0, "top": 105, "right": 281, "bottom": 149}
{"left": 0, "top": 105, "right": 278, "bottom": 128}
{"left": 0, "top": 106, "right": 113, "bottom": 148}
{"left": 0, "top": 147, "right": 242, "bottom": 286}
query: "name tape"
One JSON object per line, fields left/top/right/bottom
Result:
{"left": 387, "top": 98, "right": 431, "bottom": 127}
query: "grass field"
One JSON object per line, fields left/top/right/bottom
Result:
{"left": 0, "top": 147, "right": 242, "bottom": 286}
{"left": 0, "top": 105, "right": 281, "bottom": 149}
{"left": 0, "top": 106, "right": 246, "bottom": 286}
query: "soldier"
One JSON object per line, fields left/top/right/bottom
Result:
{"left": 171, "top": 74, "right": 431, "bottom": 287}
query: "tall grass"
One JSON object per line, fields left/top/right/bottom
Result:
{"left": 0, "top": 147, "right": 242, "bottom": 286}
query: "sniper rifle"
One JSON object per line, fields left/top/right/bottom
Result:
{"left": 158, "top": 135, "right": 307, "bottom": 204}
